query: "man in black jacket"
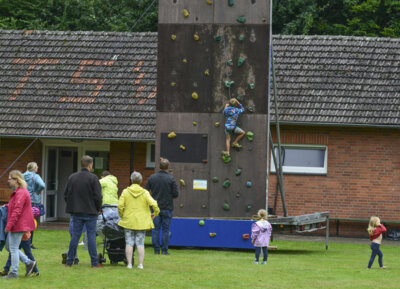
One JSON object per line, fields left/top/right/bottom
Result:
{"left": 145, "top": 158, "right": 178, "bottom": 255}
{"left": 64, "top": 155, "right": 102, "bottom": 268}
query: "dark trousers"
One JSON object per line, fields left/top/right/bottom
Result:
{"left": 67, "top": 214, "right": 98, "bottom": 266}
{"left": 152, "top": 210, "right": 172, "bottom": 253}
{"left": 255, "top": 247, "right": 268, "bottom": 262}
{"left": 4, "top": 239, "right": 38, "bottom": 273}
{"left": 368, "top": 242, "right": 383, "bottom": 268}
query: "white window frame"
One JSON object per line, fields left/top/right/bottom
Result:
{"left": 146, "top": 142, "right": 155, "bottom": 168}
{"left": 270, "top": 144, "right": 328, "bottom": 175}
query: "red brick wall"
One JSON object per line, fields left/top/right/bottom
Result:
{"left": 269, "top": 126, "right": 400, "bottom": 224}
{"left": 0, "top": 138, "right": 43, "bottom": 188}
{"left": 109, "top": 141, "right": 155, "bottom": 196}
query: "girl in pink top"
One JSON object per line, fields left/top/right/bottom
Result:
{"left": 367, "top": 216, "right": 387, "bottom": 269}
{"left": 251, "top": 209, "right": 272, "bottom": 264}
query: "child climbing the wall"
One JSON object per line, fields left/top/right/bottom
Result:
{"left": 251, "top": 209, "right": 272, "bottom": 265}
{"left": 222, "top": 98, "right": 245, "bottom": 157}
{"left": 367, "top": 216, "right": 387, "bottom": 269}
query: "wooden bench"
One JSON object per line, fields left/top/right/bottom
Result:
{"left": 330, "top": 218, "right": 400, "bottom": 237}
{"left": 0, "top": 188, "right": 13, "bottom": 204}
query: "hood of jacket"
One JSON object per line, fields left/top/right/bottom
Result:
{"left": 103, "top": 175, "right": 118, "bottom": 186}
{"left": 126, "top": 184, "right": 144, "bottom": 198}
{"left": 256, "top": 220, "right": 269, "bottom": 232}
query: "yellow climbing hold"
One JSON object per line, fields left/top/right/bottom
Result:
{"left": 192, "top": 92, "right": 198, "bottom": 100}
{"left": 180, "top": 145, "right": 186, "bottom": 151}
{"left": 171, "top": 82, "right": 176, "bottom": 87}
{"left": 204, "top": 69, "right": 210, "bottom": 76}
{"left": 183, "top": 9, "right": 190, "bottom": 18}
{"left": 168, "top": 132, "right": 176, "bottom": 139}
{"left": 183, "top": 58, "right": 188, "bottom": 63}
{"left": 206, "top": 0, "right": 212, "bottom": 5}
{"left": 180, "top": 179, "right": 186, "bottom": 186}
{"left": 215, "top": 122, "right": 220, "bottom": 127}
{"left": 193, "top": 34, "right": 199, "bottom": 41}
{"left": 171, "top": 34, "right": 176, "bottom": 40}
{"left": 193, "top": 121, "right": 197, "bottom": 126}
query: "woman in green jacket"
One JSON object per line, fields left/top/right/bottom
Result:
{"left": 118, "top": 171, "right": 159, "bottom": 270}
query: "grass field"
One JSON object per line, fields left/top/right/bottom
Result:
{"left": 0, "top": 229, "right": 399, "bottom": 289}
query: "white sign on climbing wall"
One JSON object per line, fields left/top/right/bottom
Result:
{"left": 193, "top": 179, "right": 207, "bottom": 190}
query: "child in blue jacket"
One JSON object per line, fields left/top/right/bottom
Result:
{"left": 222, "top": 98, "right": 245, "bottom": 157}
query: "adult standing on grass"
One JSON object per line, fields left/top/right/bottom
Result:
{"left": 64, "top": 155, "right": 103, "bottom": 268}
{"left": 3, "top": 170, "right": 37, "bottom": 279}
{"left": 118, "top": 171, "right": 159, "bottom": 269}
{"left": 23, "top": 162, "right": 45, "bottom": 249}
{"left": 145, "top": 158, "right": 179, "bottom": 255}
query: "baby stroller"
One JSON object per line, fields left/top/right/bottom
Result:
{"left": 96, "top": 205, "right": 134, "bottom": 265}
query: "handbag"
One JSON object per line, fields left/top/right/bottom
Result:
{"left": 34, "top": 203, "right": 45, "bottom": 217}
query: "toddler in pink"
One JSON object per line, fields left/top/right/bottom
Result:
{"left": 251, "top": 209, "right": 272, "bottom": 264}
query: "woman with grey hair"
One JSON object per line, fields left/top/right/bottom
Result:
{"left": 118, "top": 171, "right": 159, "bottom": 270}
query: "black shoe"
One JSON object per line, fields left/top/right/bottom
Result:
{"left": 154, "top": 251, "right": 160, "bottom": 255}
{"left": 0, "top": 270, "right": 8, "bottom": 276}
{"left": 31, "top": 245, "right": 38, "bottom": 250}
{"left": 74, "top": 258, "right": 79, "bottom": 265}
{"left": 62, "top": 253, "right": 67, "bottom": 264}
{"left": 25, "top": 261, "right": 36, "bottom": 277}
{"left": 161, "top": 252, "right": 170, "bottom": 255}
{"left": 3, "top": 272, "right": 17, "bottom": 279}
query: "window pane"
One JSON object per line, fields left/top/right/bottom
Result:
{"left": 283, "top": 148, "right": 325, "bottom": 168}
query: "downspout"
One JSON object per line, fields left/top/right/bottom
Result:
{"left": 130, "top": 142, "right": 134, "bottom": 185}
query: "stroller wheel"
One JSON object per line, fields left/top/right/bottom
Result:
{"left": 98, "top": 253, "right": 106, "bottom": 264}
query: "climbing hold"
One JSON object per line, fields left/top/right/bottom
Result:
{"left": 209, "top": 233, "right": 217, "bottom": 237}
{"left": 242, "top": 234, "right": 250, "bottom": 240}
{"left": 227, "top": 59, "right": 233, "bottom": 66}
{"left": 171, "top": 82, "right": 176, "bottom": 87}
{"left": 180, "top": 204, "right": 184, "bottom": 208}
{"left": 247, "top": 204, "right": 252, "bottom": 210}
{"left": 183, "top": 58, "right": 188, "bottom": 63}
{"left": 212, "top": 177, "right": 219, "bottom": 183}
{"left": 246, "top": 181, "right": 252, "bottom": 188}
{"left": 239, "top": 34, "right": 245, "bottom": 41}
{"left": 204, "top": 69, "right": 210, "bottom": 76}
{"left": 168, "top": 132, "right": 176, "bottom": 139}
{"left": 199, "top": 220, "right": 205, "bottom": 226}
{"left": 222, "top": 203, "right": 230, "bottom": 211}
{"left": 236, "top": 94, "right": 244, "bottom": 101}
{"left": 180, "top": 145, "right": 186, "bottom": 151}
{"left": 236, "top": 16, "right": 246, "bottom": 23}
{"left": 235, "top": 168, "right": 242, "bottom": 176}
{"left": 179, "top": 179, "right": 186, "bottom": 186}
{"left": 225, "top": 80, "right": 234, "bottom": 88}
{"left": 236, "top": 192, "right": 241, "bottom": 198}
{"left": 192, "top": 92, "right": 198, "bottom": 100}
{"left": 215, "top": 122, "right": 220, "bottom": 127}
{"left": 237, "top": 57, "right": 245, "bottom": 67}
{"left": 215, "top": 35, "right": 222, "bottom": 41}
{"left": 202, "top": 159, "right": 208, "bottom": 163}
{"left": 183, "top": 9, "right": 190, "bottom": 18}
{"left": 228, "top": 0, "right": 234, "bottom": 6}
{"left": 192, "top": 121, "right": 197, "bottom": 126}
{"left": 247, "top": 106, "right": 255, "bottom": 113}
{"left": 222, "top": 180, "right": 231, "bottom": 188}
{"left": 249, "top": 83, "right": 255, "bottom": 89}
{"left": 206, "top": 0, "right": 212, "bottom": 5}
{"left": 246, "top": 131, "right": 254, "bottom": 141}
{"left": 222, "top": 155, "right": 231, "bottom": 163}
{"left": 193, "top": 33, "right": 199, "bottom": 41}
{"left": 171, "top": 34, "right": 176, "bottom": 40}
{"left": 202, "top": 204, "right": 206, "bottom": 208}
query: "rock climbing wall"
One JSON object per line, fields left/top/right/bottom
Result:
{"left": 156, "top": 0, "right": 271, "bottom": 217}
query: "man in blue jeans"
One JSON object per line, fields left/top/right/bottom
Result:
{"left": 64, "top": 155, "right": 102, "bottom": 268}
{"left": 145, "top": 158, "right": 179, "bottom": 255}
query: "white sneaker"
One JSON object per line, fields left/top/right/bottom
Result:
{"left": 127, "top": 264, "right": 132, "bottom": 269}
{"left": 78, "top": 241, "right": 84, "bottom": 246}
{"left": 137, "top": 264, "right": 143, "bottom": 269}
{"left": 253, "top": 261, "right": 259, "bottom": 264}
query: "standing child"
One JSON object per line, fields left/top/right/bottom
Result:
{"left": 222, "top": 98, "right": 245, "bottom": 157}
{"left": 367, "top": 216, "right": 387, "bottom": 269}
{"left": 251, "top": 209, "right": 272, "bottom": 265}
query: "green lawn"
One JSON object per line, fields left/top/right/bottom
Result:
{"left": 0, "top": 229, "right": 399, "bottom": 288}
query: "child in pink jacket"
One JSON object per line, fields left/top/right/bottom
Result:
{"left": 251, "top": 209, "right": 272, "bottom": 264}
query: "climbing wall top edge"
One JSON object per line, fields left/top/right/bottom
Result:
{"left": 158, "top": 0, "right": 271, "bottom": 25}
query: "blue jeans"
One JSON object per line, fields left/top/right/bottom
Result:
{"left": 368, "top": 242, "right": 383, "bottom": 268}
{"left": 4, "top": 239, "right": 38, "bottom": 273}
{"left": 152, "top": 210, "right": 172, "bottom": 253}
{"left": 255, "top": 247, "right": 268, "bottom": 262}
{"left": 5, "top": 232, "right": 32, "bottom": 275}
{"left": 67, "top": 214, "right": 98, "bottom": 266}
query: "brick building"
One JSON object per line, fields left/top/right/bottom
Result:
{"left": 0, "top": 31, "right": 399, "bottom": 236}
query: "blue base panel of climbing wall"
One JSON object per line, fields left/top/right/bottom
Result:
{"left": 169, "top": 218, "right": 254, "bottom": 249}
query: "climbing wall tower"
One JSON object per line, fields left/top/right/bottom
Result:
{"left": 156, "top": 0, "right": 271, "bottom": 217}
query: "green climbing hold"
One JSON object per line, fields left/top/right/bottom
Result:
{"left": 247, "top": 204, "right": 252, "bottom": 210}
{"left": 225, "top": 80, "right": 234, "bottom": 88}
{"left": 248, "top": 106, "right": 255, "bottom": 112}
{"left": 199, "top": 220, "right": 205, "bottom": 226}
{"left": 249, "top": 83, "right": 255, "bottom": 89}
{"left": 236, "top": 192, "right": 240, "bottom": 198}
{"left": 235, "top": 168, "right": 242, "bottom": 176}
{"left": 236, "top": 16, "right": 246, "bottom": 23}
{"left": 222, "top": 180, "right": 231, "bottom": 188}
{"left": 236, "top": 94, "right": 244, "bottom": 101}
{"left": 212, "top": 177, "right": 219, "bottom": 183}
{"left": 246, "top": 131, "right": 254, "bottom": 141}
{"left": 228, "top": 0, "right": 234, "bottom": 6}
{"left": 222, "top": 203, "right": 230, "bottom": 211}
{"left": 227, "top": 59, "right": 233, "bottom": 66}
{"left": 246, "top": 181, "right": 252, "bottom": 188}
{"left": 222, "top": 154, "right": 231, "bottom": 163}
{"left": 237, "top": 57, "right": 245, "bottom": 67}
{"left": 239, "top": 34, "right": 245, "bottom": 41}
{"left": 215, "top": 35, "right": 222, "bottom": 41}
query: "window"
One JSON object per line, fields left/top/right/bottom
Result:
{"left": 271, "top": 145, "right": 327, "bottom": 175}
{"left": 85, "top": 151, "right": 110, "bottom": 178}
{"left": 146, "top": 143, "right": 155, "bottom": 168}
